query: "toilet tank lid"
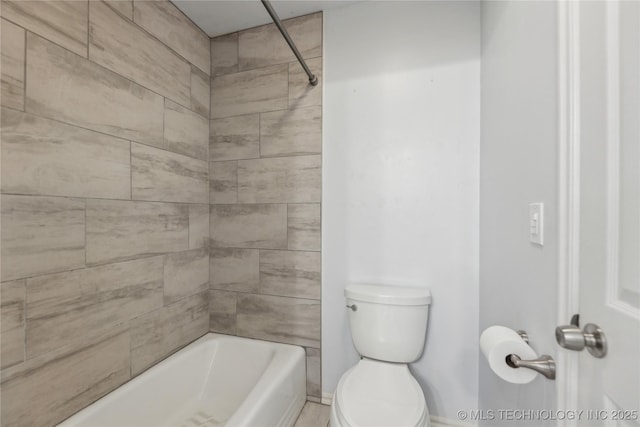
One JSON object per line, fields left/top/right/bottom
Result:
{"left": 345, "top": 283, "right": 432, "bottom": 305}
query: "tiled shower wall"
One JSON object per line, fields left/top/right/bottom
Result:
{"left": 0, "top": 1, "right": 211, "bottom": 425}
{"left": 207, "top": 14, "right": 323, "bottom": 401}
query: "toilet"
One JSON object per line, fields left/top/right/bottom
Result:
{"left": 330, "top": 283, "right": 432, "bottom": 427}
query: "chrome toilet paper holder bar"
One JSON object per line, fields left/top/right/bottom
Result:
{"left": 506, "top": 354, "right": 556, "bottom": 380}
{"left": 506, "top": 330, "right": 556, "bottom": 380}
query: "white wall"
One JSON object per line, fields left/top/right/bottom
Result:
{"left": 323, "top": 2, "right": 480, "bottom": 419}
{"left": 479, "top": 1, "right": 559, "bottom": 421}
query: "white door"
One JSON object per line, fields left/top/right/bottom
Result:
{"left": 573, "top": 0, "right": 640, "bottom": 424}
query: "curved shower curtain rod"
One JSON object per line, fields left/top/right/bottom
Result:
{"left": 260, "top": 0, "right": 319, "bottom": 86}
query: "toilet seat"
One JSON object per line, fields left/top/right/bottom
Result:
{"left": 331, "top": 359, "right": 429, "bottom": 427}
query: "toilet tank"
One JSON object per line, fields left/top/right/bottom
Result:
{"left": 345, "top": 283, "right": 431, "bottom": 363}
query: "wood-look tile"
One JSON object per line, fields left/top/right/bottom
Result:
{"left": 130, "top": 292, "right": 208, "bottom": 375}
{"left": 210, "top": 248, "right": 259, "bottom": 293}
{"left": 164, "top": 99, "right": 209, "bottom": 160}
{"left": 133, "top": 0, "right": 210, "bottom": 75}
{"left": 238, "top": 155, "right": 321, "bottom": 203}
{"left": 238, "top": 13, "right": 322, "bottom": 71}
{"left": 189, "top": 204, "right": 210, "bottom": 250}
{"left": 294, "top": 402, "right": 331, "bottom": 427}
{"left": 305, "top": 347, "right": 322, "bottom": 399}
{"left": 236, "top": 293, "right": 320, "bottom": 348}
{"left": 1, "top": 107, "right": 131, "bottom": 199}
{"left": 209, "top": 289, "right": 237, "bottom": 335}
{"left": 211, "top": 32, "right": 238, "bottom": 77}
{"left": 164, "top": 248, "right": 209, "bottom": 305}
{"left": 1, "top": 0, "right": 88, "bottom": 57}
{"left": 191, "top": 65, "right": 210, "bottom": 118}
{"left": 210, "top": 204, "right": 287, "bottom": 249}
{"left": 86, "top": 199, "right": 189, "bottom": 265}
{"left": 89, "top": 1, "right": 191, "bottom": 106}
{"left": 25, "top": 257, "right": 164, "bottom": 359}
{"left": 132, "top": 142, "right": 209, "bottom": 204}
{"left": 210, "top": 161, "right": 237, "bottom": 204}
{"left": 1, "top": 19, "right": 25, "bottom": 110}
{"left": 103, "top": 0, "right": 133, "bottom": 20}
{"left": 260, "top": 250, "right": 321, "bottom": 299}
{"left": 210, "top": 114, "right": 260, "bottom": 161}
{"left": 0, "top": 326, "right": 130, "bottom": 427}
{"left": 1, "top": 195, "right": 85, "bottom": 282}
{"left": 289, "top": 57, "right": 323, "bottom": 109}
{"left": 288, "top": 204, "right": 321, "bottom": 251}
{"left": 210, "top": 64, "right": 288, "bottom": 119}
{"left": 0, "top": 280, "right": 25, "bottom": 369}
{"left": 260, "top": 107, "right": 322, "bottom": 157}
{"left": 26, "top": 33, "right": 164, "bottom": 147}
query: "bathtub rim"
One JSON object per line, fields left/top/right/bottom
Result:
{"left": 57, "top": 332, "right": 307, "bottom": 427}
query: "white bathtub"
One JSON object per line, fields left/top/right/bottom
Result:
{"left": 58, "top": 333, "right": 307, "bottom": 427}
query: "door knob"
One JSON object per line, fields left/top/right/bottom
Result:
{"left": 555, "top": 314, "right": 607, "bottom": 358}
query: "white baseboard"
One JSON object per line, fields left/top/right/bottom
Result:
{"left": 321, "top": 392, "right": 333, "bottom": 405}
{"left": 430, "top": 415, "right": 477, "bottom": 427}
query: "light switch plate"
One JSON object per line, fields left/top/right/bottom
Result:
{"left": 529, "top": 203, "right": 544, "bottom": 245}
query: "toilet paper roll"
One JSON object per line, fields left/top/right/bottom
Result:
{"left": 480, "top": 326, "right": 538, "bottom": 384}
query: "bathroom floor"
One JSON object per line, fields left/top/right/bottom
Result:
{"left": 293, "top": 402, "right": 331, "bottom": 427}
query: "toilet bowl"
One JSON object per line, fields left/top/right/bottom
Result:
{"left": 330, "top": 359, "right": 429, "bottom": 427}
{"left": 330, "top": 283, "right": 432, "bottom": 427}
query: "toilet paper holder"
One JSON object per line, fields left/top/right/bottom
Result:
{"left": 506, "top": 330, "right": 556, "bottom": 380}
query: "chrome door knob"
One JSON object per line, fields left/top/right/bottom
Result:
{"left": 555, "top": 314, "right": 607, "bottom": 358}
{"left": 555, "top": 325, "right": 588, "bottom": 351}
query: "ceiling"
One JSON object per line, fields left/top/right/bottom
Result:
{"left": 173, "top": 0, "right": 359, "bottom": 37}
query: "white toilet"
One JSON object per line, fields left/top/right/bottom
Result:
{"left": 330, "top": 283, "right": 432, "bottom": 427}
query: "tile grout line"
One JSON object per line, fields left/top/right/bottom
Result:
{"left": 257, "top": 249, "right": 262, "bottom": 297}
{"left": 211, "top": 53, "right": 322, "bottom": 82}
{"left": 129, "top": 141, "right": 133, "bottom": 200}
{"left": 22, "top": 25, "right": 27, "bottom": 112}
{"left": 258, "top": 112, "right": 263, "bottom": 157}
{"left": 286, "top": 203, "right": 290, "bottom": 250}
{"left": 210, "top": 152, "right": 321, "bottom": 162}
{"left": 22, "top": 278, "right": 27, "bottom": 364}
{"left": 211, "top": 103, "right": 321, "bottom": 122}
{"left": 0, "top": 191, "right": 214, "bottom": 208}
{"left": 86, "top": 0, "right": 90, "bottom": 59}
{"left": 161, "top": 253, "right": 167, "bottom": 306}
{"left": 187, "top": 205, "right": 192, "bottom": 249}
{"left": 209, "top": 285, "right": 321, "bottom": 304}
{"left": 162, "top": 97, "right": 166, "bottom": 150}
{"left": 234, "top": 160, "right": 239, "bottom": 204}
{"left": 236, "top": 31, "right": 240, "bottom": 75}
{"left": 287, "top": 60, "right": 291, "bottom": 109}
{"left": 186, "top": 204, "right": 192, "bottom": 250}
{"left": 229, "top": 30, "right": 240, "bottom": 338}
{"left": 84, "top": 198, "right": 88, "bottom": 267}
{"left": 208, "top": 25, "right": 214, "bottom": 338}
